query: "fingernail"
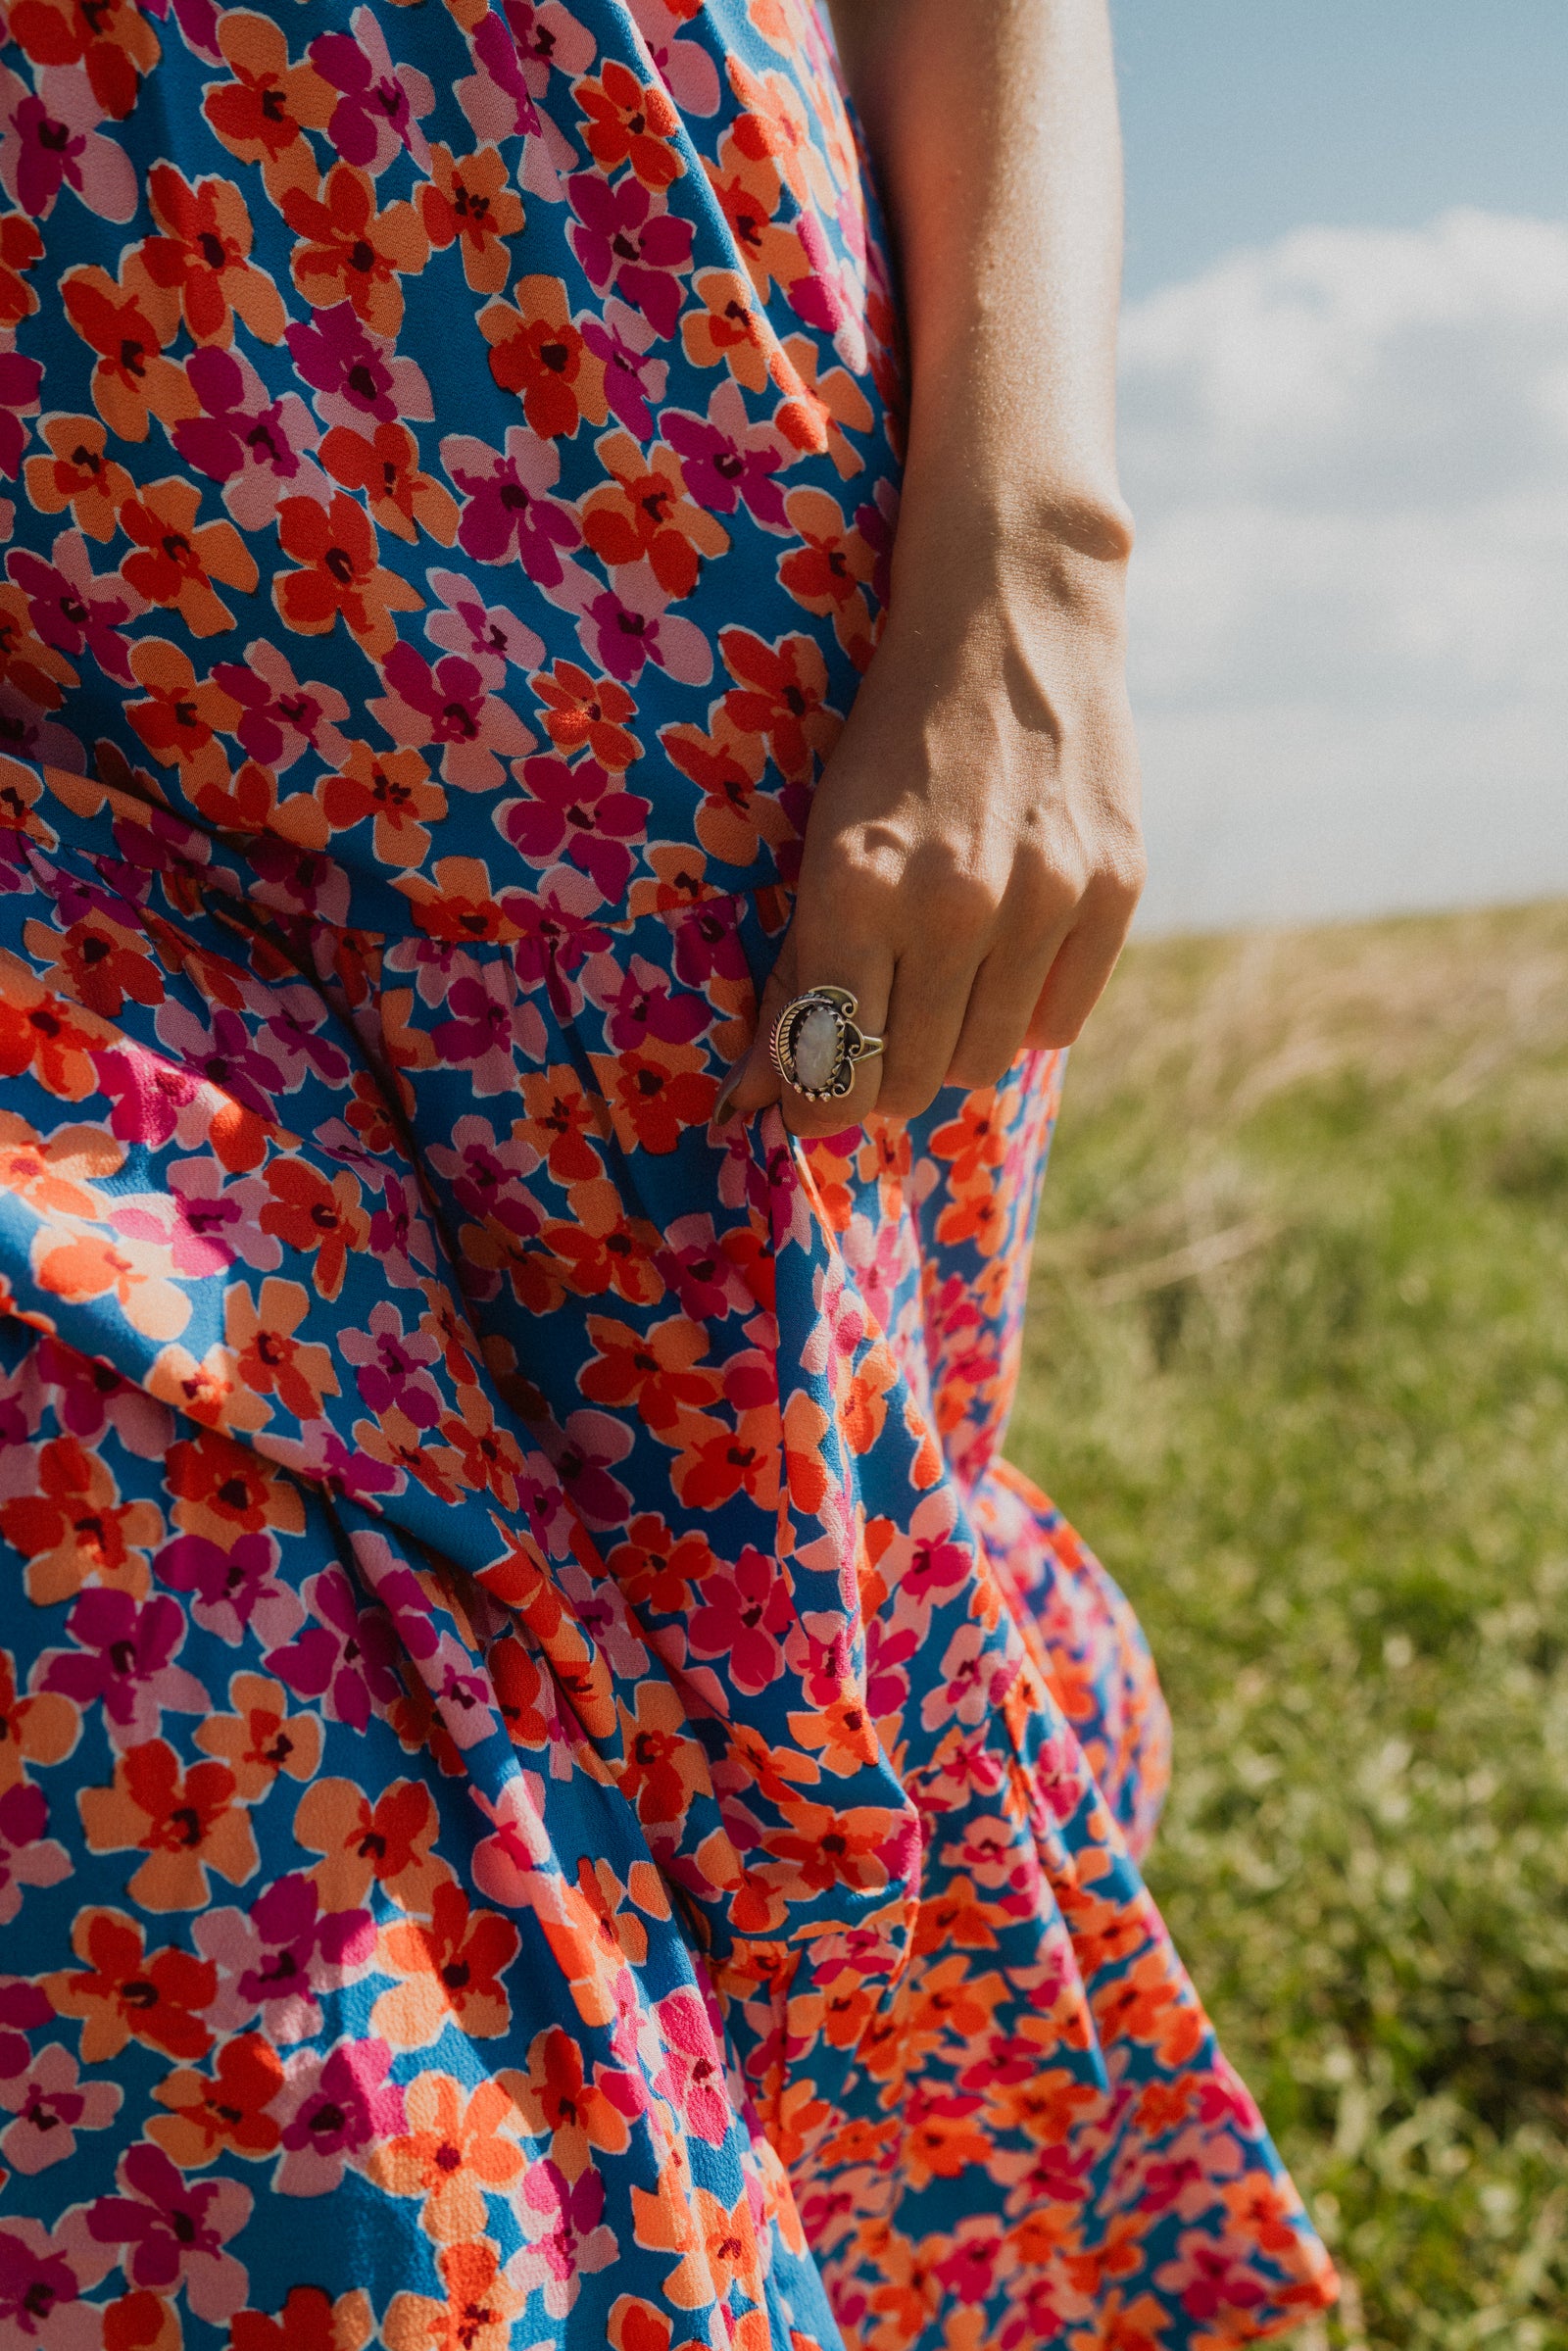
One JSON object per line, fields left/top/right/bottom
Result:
{"left": 714, "top": 1089, "right": 739, "bottom": 1126}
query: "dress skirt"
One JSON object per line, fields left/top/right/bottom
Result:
{"left": 0, "top": 0, "right": 1337, "bottom": 2342}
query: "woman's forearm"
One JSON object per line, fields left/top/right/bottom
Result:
{"left": 828, "top": 0, "right": 1133, "bottom": 575}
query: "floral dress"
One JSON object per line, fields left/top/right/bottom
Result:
{"left": 0, "top": 0, "right": 1338, "bottom": 2343}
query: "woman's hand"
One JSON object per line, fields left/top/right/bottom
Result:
{"left": 719, "top": 524, "right": 1144, "bottom": 1137}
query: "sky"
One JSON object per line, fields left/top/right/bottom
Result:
{"left": 1107, "top": 3, "right": 1568, "bottom": 931}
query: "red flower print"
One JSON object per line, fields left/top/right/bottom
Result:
{"left": 579, "top": 1312, "right": 719, "bottom": 1433}
{"left": 319, "top": 418, "right": 458, "bottom": 547}
{"left": 579, "top": 429, "right": 727, "bottom": 597}
{"left": 231, "top": 2286, "right": 374, "bottom": 2351}
{"left": 23, "top": 414, "right": 134, "bottom": 541}
{"left": 575, "top": 59, "right": 683, "bottom": 189}
{"left": 77, "top": 1738, "right": 258, "bottom": 1912}
{"left": 88, "top": 2143, "right": 251, "bottom": 2322}
{"left": 371, "top": 1879, "right": 520, "bottom": 2049}
{"left": 0, "top": 1432, "right": 162, "bottom": 1607}
{"left": 144, "top": 2031, "right": 284, "bottom": 2169}
{"left": 61, "top": 259, "right": 196, "bottom": 442}
{"left": 479, "top": 272, "right": 608, "bottom": 442}
{"left": 136, "top": 164, "right": 285, "bottom": 346}
{"left": 272, "top": 491, "right": 422, "bottom": 660}
{"left": 201, "top": 11, "right": 335, "bottom": 204}
{"left": 717, "top": 625, "right": 839, "bottom": 780}
{"left": 419, "top": 143, "right": 523, "bottom": 295}
{"left": 281, "top": 163, "right": 429, "bottom": 339}
{"left": 118, "top": 476, "right": 260, "bottom": 637}
{"left": 681, "top": 266, "right": 776, "bottom": 393}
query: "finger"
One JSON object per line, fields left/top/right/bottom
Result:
{"left": 1025, "top": 896, "right": 1135, "bottom": 1048}
{"left": 946, "top": 906, "right": 1074, "bottom": 1091}
{"left": 874, "top": 936, "right": 976, "bottom": 1123}
{"left": 715, "top": 931, "right": 795, "bottom": 1125}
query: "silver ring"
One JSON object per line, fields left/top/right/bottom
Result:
{"left": 769, "top": 985, "right": 886, "bottom": 1102}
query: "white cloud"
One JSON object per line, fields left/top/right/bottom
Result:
{"left": 1119, "top": 211, "right": 1568, "bottom": 930}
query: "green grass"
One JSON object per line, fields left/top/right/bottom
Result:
{"left": 1007, "top": 903, "right": 1568, "bottom": 2350}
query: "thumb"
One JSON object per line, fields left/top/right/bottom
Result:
{"left": 715, "top": 928, "right": 797, "bottom": 1124}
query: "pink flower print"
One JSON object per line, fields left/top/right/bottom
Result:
{"left": 339, "top": 1300, "right": 443, "bottom": 1429}
{"left": 580, "top": 950, "right": 709, "bottom": 1053}
{"left": 512, "top": 2158, "right": 617, "bottom": 2321}
{"left": 87, "top": 2143, "right": 251, "bottom": 2321}
{"left": 550, "top": 1407, "right": 633, "bottom": 1530}
{"left": 687, "top": 1546, "right": 793, "bottom": 1694}
{"left": 0, "top": 351, "right": 42, "bottom": 484}
{"left": 649, "top": 1988, "right": 730, "bottom": 2146}
{"left": 580, "top": 300, "right": 668, "bottom": 441}
{"left": 309, "top": 7, "right": 434, "bottom": 177}
{"left": 265, "top": 1566, "right": 402, "bottom": 1731}
{"left": 0, "top": 2043, "right": 122, "bottom": 2176}
{"left": 0, "top": 65, "right": 135, "bottom": 223}
{"left": 670, "top": 895, "right": 749, "bottom": 988}
{"left": 428, "top": 963, "right": 547, "bottom": 1096}
{"left": 622, "top": 0, "right": 720, "bottom": 117}
{"left": 0, "top": 686, "right": 83, "bottom": 774}
{"left": 575, "top": 562, "right": 711, "bottom": 688}
{"left": 211, "top": 641, "right": 351, "bottom": 773}
{"left": 566, "top": 173, "right": 693, "bottom": 339}
{"left": 500, "top": 862, "right": 612, "bottom": 1005}
{"left": 367, "top": 1169, "right": 435, "bottom": 1289}
{"left": 1153, "top": 2231, "right": 1270, "bottom": 2325}
{"left": 7, "top": 531, "right": 146, "bottom": 685}
{"left": 863, "top": 1615, "right": 917, "bottom": 1722}
{"left": 172, "top": 348, "right": 327, "bottom": 533}
{"left": 919, "top": 1622, "right": 1012, "bottom": 1736}
{"left": 933, "top": 2216, "right": 1012, "bottom": 2308}
{"left": 285, "top": 303, "right": 433, "bottom": 434}
{"left": 501, "top": 0, "right": 598, "bottom": 88}
{"left": 194, "top": 1874, "right": 375, "bottom": 2044}
{"left": 457, "top": 10, "right": 542, "bottom": 142}
{"left": 655, "top": 1213, "right": 758, "bottom": 1322}
{"left": 152, "top": 1003, "right": 288, "bottom": 1123}
{"left": 257, "top": 989, "right": 352, "bottom": 1089}
{"left": 368, "top": 641, "right": 535, "bottom": 794}
{"left": 0, "top": 1980, "right": 51, "bottom": 2083}
{"left": 139, "top": 0, "right": 222, "bottom": 63}
{"left": 0, "top": 2213, "right": 117, "bottom": 2350}
{"left": 0, "top": 1784, "right": 69, "bottom": 1925}
{"left": 165, "top": 1162, "right": 277, "bottom": 1274}
{"left": 498, "top": 754, "right": 651, "bottom": 901}
{"left": 424, "top": 569, "right": 545, "bottom": 686}
{"left": 662, "top": 380, "right": 789, "bottom": 530}
{"left": 440, "top": 428, "right": 582, "bottom": 585}
{"left": 424, "top": 1114, "right": 542, "bottom": 1245}
{"left": 38, "top": 1591, "right": 206, "bottom": 1749}
{"left": 274, "top": 2036, "right": 405, "bottom": 2198}
{"left": 359, "top": 1561, "right": 440, "bottom": 1667}
{"left": 91, "top": 1044, "right": 201, "bottom": 1151}
{"left": 156, "top": 1529, "right": 304, "bottom": 1649}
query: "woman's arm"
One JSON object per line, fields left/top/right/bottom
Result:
{"left": 721, "top": 0, "right": 1143, "bottom": 1134}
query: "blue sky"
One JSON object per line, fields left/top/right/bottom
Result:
{"left": 1107, "top": 5, "right": 1568, "bottom": 931}
{"left": 1113, "top": 1, "right": 1568, "bottom": 297}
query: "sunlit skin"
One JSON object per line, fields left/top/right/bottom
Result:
{"left": 722, "top": 0, "right": 1143, "bottom": 1137}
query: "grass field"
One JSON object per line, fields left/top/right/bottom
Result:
{"left": 1006, "top": 902, "right": 1568, "bottom": 2350}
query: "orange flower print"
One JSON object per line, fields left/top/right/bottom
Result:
{"left": 371, "top": 1880, "right": 520, "bottom": 2048}
{"left": 0, "top": 1434, "right": 162, "bottom": 1606}
{"left": 119, "top": 477, "right": 260, "bottom": 638}
{"left": 680, "top": 267, "right": 776, "bottom": 393}
{"left": 258, "top": 1157, "right": 369, "bottom": 1300}
{"left": 317, "top": 740, "right": 445, "bottom": 867}
{"left": 591, "top": 1041, "right": 718, "bottom": 1159}
{"left": 381, "top": 2239, "right": 527, "bottom": 2351}
{"left": 192, "top": 1671, "right": 322, "bottom": 1800}
{"left": 164, "top": 1427, "right": 306, "bottom": 1544}
{"left": 137, "top": 166, "right": 286, "bottom": 347}
{"left": 222, "top": 1278, "right": 340, "bottom": 1420}
{"left": 509, "top": 2024, "right": 632, "bottom": 2180}
{"left": 769, "top": 330, "right": 876, "bottom": 477}
{"left": 60, "top": 261, "right": 198, "bottom": 444}
{"left": 0, "top": 950, "right": 115, "bottom": 1101}
{"left": 702, "top": 130, "right": 798, "bottom": 306}
{"left": 579, "top": 1312, "right": 721, "bottom": 1433}
{"left": 717, "top": 625, "right": 840, "bottom": 781}
{"left": 78, "top": 1738, "right": 258, "bottom": 1911}
{"left": 125, "top": 637, "right": 240, "bottom": 792}
{"left": 479, "top": 273, "right": 608, "bottom": 441}
{"left": 290, "top": 1776, "right": 453, "bottom": 1915}
{"left": 6, "top": 0, "right": 159, "bottom": 120}
{"left": 201, "top": 11, "right": 336, "bottom": 204}
{"left": 367, "top": 2070, "right": 530, "bottom": 2240}
{"left": 528, "top": 661, "right": 642, "bottom": 770}
{"left": 777, "top": 484, "right": 877, "bottom": 667}
{"left": 0, "top": 211, "right": 43, "bottom": 334}
{"left": 575, "top": 60, "right": 684, "bottom": 189}
{"left": 272, "top": 492, "right": 422, "bottom": 660}
{"left": 318, "top": 421, "right": 459, "bottom": 548}
{"left": 147, "top": 2032, "right": 285, "bottom": 2168}
{"left": 281, "top": 165, "right": 429, "bottom": 338}
{"left": 0, "top": 1112, "right": 122, "bottom": 1221}
{"left": 579, "top": 431, "right": 728, "bottom": 600}
{"left": 23, "top": 415, "right": 135, "bottom": 540}
{"left": 419, "top": 145, "right": 523, "bottom": 295}
{"left": 0, "top": 1642, "right": 78, "bottom": 1793}
{"left": 44, "top": 1905, "right": 218, "bottom": 2062}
